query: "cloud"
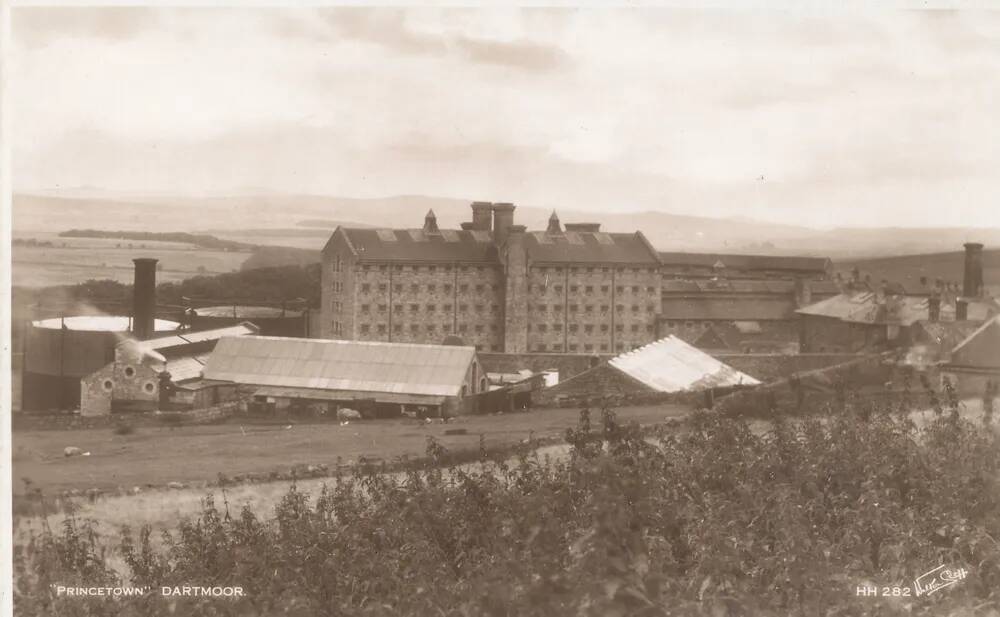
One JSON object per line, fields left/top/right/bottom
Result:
{"left": 9, "top": 8, "right": 1000, "bottom": 229}
{"left": 12, "top": 7, "right": 157, "bottom": 47}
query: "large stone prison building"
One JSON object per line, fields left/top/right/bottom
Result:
{"left": 321, "top": 204, "right": 663, "bottom": 354}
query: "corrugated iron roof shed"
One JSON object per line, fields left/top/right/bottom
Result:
{"left": 609, "top": 336, "right": 760, "bottom": 392}
{"left": 253, "top": 386, "right": 446, "bottom": 406}
{"left": 203, "top": 336, "right": 477, "bottom": 397}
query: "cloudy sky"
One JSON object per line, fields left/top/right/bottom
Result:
{"left": 10, "top": 7, "right": 1000, "bottom": 228}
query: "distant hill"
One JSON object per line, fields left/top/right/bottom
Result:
{"left": 60, "top": 229, "right": 255, "bottom": 251}
{"left": 14, "top": 191, "right": 1000, "bottom": 258}
{"left": 837, "top": 248, "right": 1000, "bottom": 295}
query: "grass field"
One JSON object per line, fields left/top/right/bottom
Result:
{"left": 12, "top": 232, "right": 250, "bottom": 287}
{"left": 837, "top": 247, "right": 1000, "bottom": 296}
{"left": 12, "top": 404, "right": 692, "bottom": 561}
{"left": 12, "top": 404, "right": 691, "bottom": 497}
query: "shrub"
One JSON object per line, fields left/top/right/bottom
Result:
{"left": 13, "top": 397, "right": 1000, "bottom": 616}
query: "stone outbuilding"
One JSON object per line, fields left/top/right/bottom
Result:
{"left": 80, "top": 322, "right": 258, "bottom": 416}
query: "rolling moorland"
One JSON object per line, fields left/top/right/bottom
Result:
{"left": 17, "top": 190, "right": 1000, "bottom": 258}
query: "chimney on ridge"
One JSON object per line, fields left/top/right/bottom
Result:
{"left": 963, "top": 242, "right": 984, "bottom": 299}
{"left": 492, "top": 203, "right": 516, "bottom": 246}
{"left": 132, "top": 258, "right": 158, "bottom": 340}
{"left": 471, "top": 202, "right": 493, "bottom": 232}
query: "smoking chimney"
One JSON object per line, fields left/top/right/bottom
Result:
{"left": 471, "top": 202, "right": 493, "bottom": 232}
{"left": 963, "top": 242, "right": 984, "bottom": 298}
{"left": 492, "top": 203, "right": 516, "bottom": 246}
{"left": 132, "top": 258, "right": 158, "bottom": 340}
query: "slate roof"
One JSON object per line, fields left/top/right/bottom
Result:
{"left": 523, "top": 231, "right": 660, "bottom": 265}
{"left": 203, "top": 336, "right": 477, "bottom": 398}
{"left": 609, "top": 336, "right": 760, "bottom": 392}
{"left": 337, "top": 228, "right": 499, "bottom": 263}
{"left": 798, "top": 293, "right": 997, "bottom": 326}
{"left": 662, "top": 278, "right": 841, "bottom": 295}
{"left": 658, "top": 252, "right": 831, "bottom": 273}
{"left": 331, "top": 226, "right": 658, "bottom": 266}
{"left": 661, "top": 296, "right": 796, "bottom": 320}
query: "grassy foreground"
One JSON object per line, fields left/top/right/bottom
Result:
{"left": 13, "top": 404, "right": 691, "bottom": 495}
{"left": 13, "top": 399, "right": 1000, "bottom": 617}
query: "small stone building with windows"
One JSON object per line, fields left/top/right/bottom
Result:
{"left": 79, "top": 322, "right": 258, "bottom": 416}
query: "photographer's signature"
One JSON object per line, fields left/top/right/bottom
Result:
{"left": 855, "top": 564, "right": 969, "bottom": 598}
{"left": 913, "top": 565, "right": 968, "bottom": 597}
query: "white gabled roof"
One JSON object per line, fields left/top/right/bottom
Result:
{"left": 609, "top": 335, "right": 760, "bottom": 393}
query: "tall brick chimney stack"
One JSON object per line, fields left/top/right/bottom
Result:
{"left": 471, "top": 202, "right": 493, "bottom": 232}
{"left": 492, "top": 203, "right": 516, "bottom": 246}
{"left": 963, "top": 242, "right": 984, "bottom": 298}
{"left": 502, "top": 224, "right": 528, "bottom": 353}
{"left": 132, "top": 258, "right": 158, "bottom": 340}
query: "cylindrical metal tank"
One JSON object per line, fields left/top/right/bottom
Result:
{"left": 188, "top": 305, "right": 306, "bottom": 337}
{"left": 22, "top": 315, "right": 180, "bottom": 411}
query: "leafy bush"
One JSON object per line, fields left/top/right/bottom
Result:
{"left": 13, "top": 399, "right": 1000, "bottom": 616}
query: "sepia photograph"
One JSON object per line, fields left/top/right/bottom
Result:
{"left": 3, "top": 3, "right": 1000, "bottom": 616}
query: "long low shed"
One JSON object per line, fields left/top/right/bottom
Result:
{"left": 201, "top": 335, "right": 486, "bottom": 415}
